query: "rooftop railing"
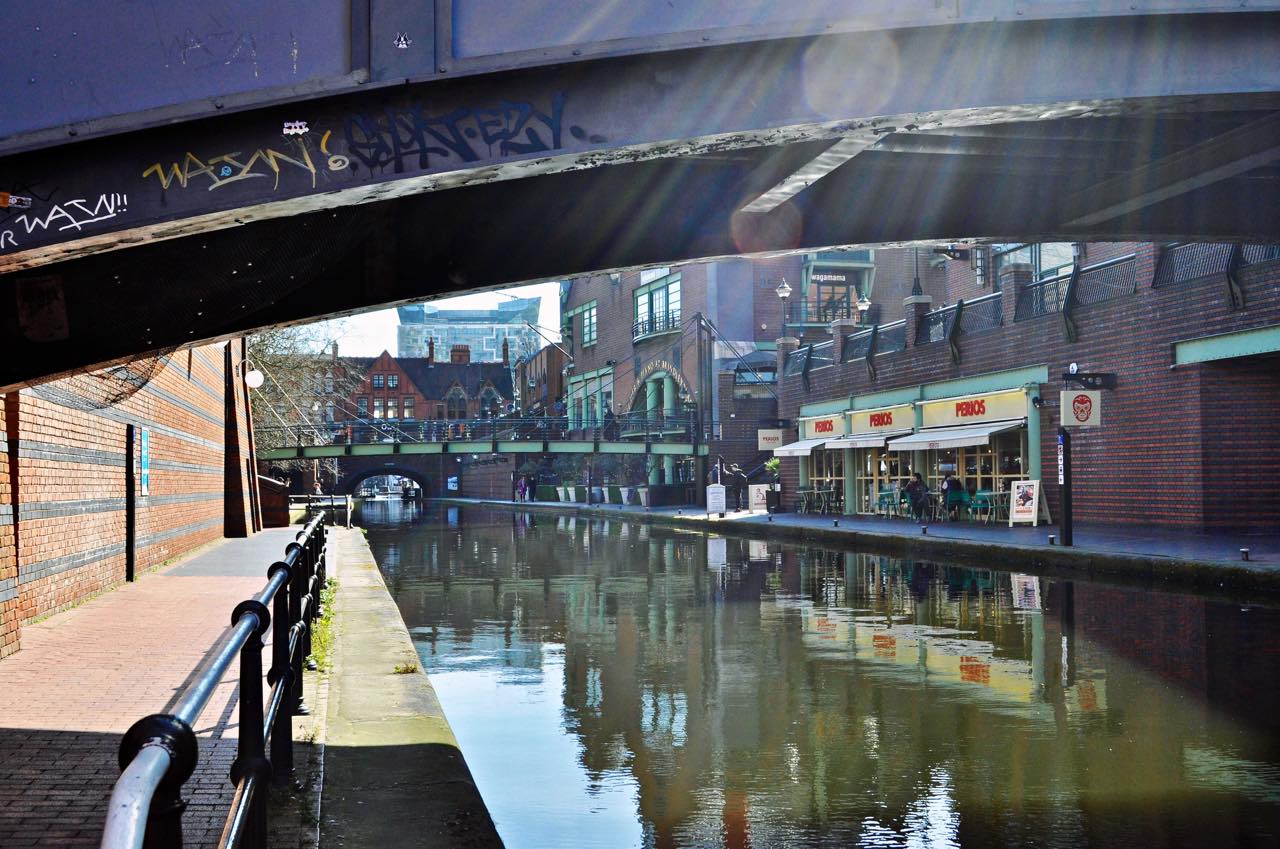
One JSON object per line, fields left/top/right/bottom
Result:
{"left": 100, "top": 515, "right": 328, "bottom": 849}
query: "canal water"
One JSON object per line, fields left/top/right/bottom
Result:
{"left": 358, "top": 501, "right": 1280, "bottom": 849}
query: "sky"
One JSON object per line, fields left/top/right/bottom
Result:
{"left": 313, "top": 281, "right": 562, "bottom": 357}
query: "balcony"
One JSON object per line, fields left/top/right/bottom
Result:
{"left": 632, "top": 309, "right": 682, "bottom": 341}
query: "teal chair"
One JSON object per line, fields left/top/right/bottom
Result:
{"left": 945, "top": 488, "right": 973, "bottom": 521}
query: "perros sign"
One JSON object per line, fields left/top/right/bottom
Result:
{"left": 801, "top": 414, "right": 849, "bottom": 439}
{"left": 1060, "top": 390, "right": 1101, "bottom": 428}
{"left": 757, "top": 429, "right": 785, "bottom": 450}
{"left": 921, "top": 389, "right": 1027, "bottom": 428}
{"left": 848, "top": 404, "right": 913, "bottom": 434}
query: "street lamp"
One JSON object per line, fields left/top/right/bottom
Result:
{"left": 775, "top": 277, "right": 792, "bottom": 332}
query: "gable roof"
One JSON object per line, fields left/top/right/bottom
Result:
{"left": 397, "top": 358, "right": 514, "bottom": 400}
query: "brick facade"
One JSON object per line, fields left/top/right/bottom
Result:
{"left": 0, "top": 340, "right": 260, "bottom": 659}
{"left": 778, "top": 246, "right": 1280, "bottom": 532}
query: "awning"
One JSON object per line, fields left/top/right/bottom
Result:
{"left": 827, "top": 429, "right": 913, "bottom": 449}
{"left": 886, "top": 420, "right": 1024, "bottom": 451}
{"left": 773, "top": 438, "right": 829, "bottom": 457}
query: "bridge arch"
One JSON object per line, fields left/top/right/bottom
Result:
{"left": 337, "top": 464, "right": 434, "bottom": 497}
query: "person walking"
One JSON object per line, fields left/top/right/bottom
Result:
{"left": 732, "top": 465, "right": 750, "bottom": 511}
{"left": 515, "top": 476, "right": 528, "bottom": 503}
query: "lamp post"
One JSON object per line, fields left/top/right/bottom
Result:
{"left": 856, "top": 294, "right": 872, "bottom": 323}
{"left": 775, "top": 277, "right": 792, "bottom": 332}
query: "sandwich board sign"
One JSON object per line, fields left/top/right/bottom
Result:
{"left": 1009, "top": 480, "right": 1041, "bottom": 526}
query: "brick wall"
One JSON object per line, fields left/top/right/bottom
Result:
{"left": 0, "top": 341, "right": 259, "bottom": 658}
{"left": 779, "top": 253, "right": 1280, "bottom": 531}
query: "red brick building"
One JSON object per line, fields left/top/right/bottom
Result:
{"left": 773, "top": 241, "right": 1280, "bottom": 532}
{"left": 1, "top": 340, "right": 261, "bottom": 659}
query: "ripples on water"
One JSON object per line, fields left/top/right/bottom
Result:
{"left": 359, "top": 501, "right": 1280, "bottom": 849}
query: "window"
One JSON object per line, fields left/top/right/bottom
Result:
{"left": 479, "top": 387, "right": 501, "bottom": 416}
{"left": 388, "top": 374, "right": 399, "bottom": 389}
{"left": 734, "top": 367, "right": 776, "bottom": 399}
{"left": 640, "top": 267, "right": 671, "bottom": 284}
{"left": 582, "top": 304, "right": 597, "bottom": 346}
{"left": 324, "top": 402, "right": 335, "bottom": 422}
{"left": 372, "top": 374, "right": 384, "bottom": 389}
{"left": 403, "top": 397, "right": 415, "bottom": 419}
{"left": 992, "top": 243, "right": 1076, "bottom": 286}
{"left": 357, "top": 397, "right": 369, "bottom": 417}
{"left": 324, "top": 373, "right": 334, "bottom": 393}
{"left": 446, "top": 387, "right": 468, "bottom": 419}
{"left": 373, "top": 398, "right": 384, "bottom": 418}
{"left": 386, "top": 397, "right": 398, "bottom": 419}
{"left": 802, "top": 266, "right": 871, "bottom": 323}
{"left": 586, "top": 396, "right": 597, "bottom": 426}
{"left": 633, "top": 275, "right": 681, "bottom": 338}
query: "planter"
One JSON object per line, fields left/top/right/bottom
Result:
{"left": 558, "top": 485, "right": 571, "bottom": 502}
{"left": 608, "top": 486, "right": 623, "bottom": 504}
{"left": 637, "top": 487, "right": 651, "bottom": 507}
{"left": 619, "top": 486, "right": 634, "bottom": 505}
{"left": 574, "top": 486, "right": 587, "bottom": 503}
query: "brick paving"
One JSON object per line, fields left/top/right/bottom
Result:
{"left": 0, "top": 527, "right": 324, "bottom": 849}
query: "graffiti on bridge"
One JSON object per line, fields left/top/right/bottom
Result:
{"left": 1, "top": 192, "right": 128, "bottom": 251}
{"left": 343, "top": 92, "right": 605, "bottom": 173}
{"left": 142, "top": 139, "right": 320, "bottom": 191}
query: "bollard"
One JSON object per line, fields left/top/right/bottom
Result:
{"left": 1048, "top": 535, "right": 1056, "bottom": 545}
{"left": 921, "top": 526, "right": 928, "bottom": 535}
{"left": 1241, "top": 548, "right": 1251, "bottom": 562}
{"left": 833, "top": 520, "right": 839, "bottom": 527}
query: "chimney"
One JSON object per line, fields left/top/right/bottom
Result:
{"left": 427, "top": 338, "right": 435, "bottom": 364}
{"left": 450, "top": 344, "right": 470, "bottom": 364}
{"left": 502, "top": 337, "right": 510, "bottom": 366}
{"left": 331, "top": 342, "right": 339, "bottom": 362}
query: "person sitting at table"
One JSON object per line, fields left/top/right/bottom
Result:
{"left": 941, "top": 472, "right": 964, "bottom": 520}
{"left": 904, "top": 473, "right": 930, "bottom": 522}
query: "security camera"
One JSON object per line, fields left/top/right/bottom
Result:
{"left": 1031, "top": 396, "right": 1044, "bottom": 408}
{"left": 1068, "top": 362, "right": 1079, "bottom": 375}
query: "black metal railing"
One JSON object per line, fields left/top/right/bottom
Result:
{"left": 264, "top": 412, "right": 700, "bottom": 449}
{"left": 1153, "top": 243, "right": 1235, "bottom": 287}
{"left": 1075, "top": 256, "right": 1136, "bottom": 305}
{"left": 916, "top": 304, "right": 957, "bottom": 344}
{"left": 783, "top": 348, "right": 809, "bottom": 377}
{"left": 101, "top": 515, "right": 329, "bottom": 849}
{"left": 1243, "top": 243, "right": 1280, "bottom": 265}
{"left": 1015, "top": 274, "right": 1069, "bottom": 320}
{"left": 631, "top": 309, "right": 682, "bottom": 339}
{"left": 808, "top": 339, "right": 836, "bottom": 370}
{"left": 876, "top": 320, "right": 908, "bottom": 353}
{"left": 842, "top": 327, "right": 875, "bottom": 362}
{"left": 615, "top": 412, "right": 696, "bottom": 440}
{"left": 957, "top": 292, "right": 1003, "bottom": 334}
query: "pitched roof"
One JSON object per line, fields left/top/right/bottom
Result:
{"left": 397, "top": 358, "right": 514, "bottom": 400}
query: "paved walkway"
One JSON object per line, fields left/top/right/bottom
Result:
{"left": 0, "top": 527, "right": 323, "bottom": 849}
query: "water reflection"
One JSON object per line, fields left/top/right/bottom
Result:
{"left": 362, "top": 505, "right": 1280, "bottom": 849}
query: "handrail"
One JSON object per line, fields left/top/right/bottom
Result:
{"left": 101, "top": 513, "right": 329, "bottom": 849}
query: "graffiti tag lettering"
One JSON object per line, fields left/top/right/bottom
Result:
{"left": 12, "top": 193, "right": 129, "bottom": 236}
{"left": 142, "top": 139, "right": 318, "bottom": 191}
{"left": 343, "top": 92, "right": 601, "bottom": 173}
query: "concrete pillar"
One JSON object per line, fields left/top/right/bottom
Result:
{"left": 663, "top": 455, "right": 675, "bottom": 483}
{"left": 902, "top": 294, "right": 933, "bottom": 348}
{"left": 663, "top": 375, "right": 678, "bottom": 416}
{"left": 649, "top": 457, "right": 660, "bottom": 485}
{"left": 645, "top": 379, "right": 659, "bottom": 420}
{"left": 842, "top": 447, "right": 856, "bottom": 515}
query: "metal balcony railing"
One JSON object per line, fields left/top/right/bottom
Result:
{"left": 842, "top": 327, "right": 875, "bottom": 362}
{"left": 957, "top": 292, "right": 1002, "bottom": 334}
{"left": 916, "top": 304, "right": 957, "bottom": 344}
{"left": 876, "top": 320, "right": 907, "bottom": 353}
{"left": 101, "top": 515, "right": 328, "bottom": 849}
{"left": 1015, "top": 274, "right": 1069, "bottom": 320}
{"left": 631, "top": 309, "right": 682, "bottom": 339}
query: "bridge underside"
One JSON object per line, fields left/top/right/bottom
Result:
{"left": 259, "top": 441, "right": 710, "bottom": 462}
{"left": 3, "top": 13, "right": 1279, "bottom": 389}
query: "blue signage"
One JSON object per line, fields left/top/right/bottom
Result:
{"left": 139, "top": 428, "right": 150, "bottom": 497}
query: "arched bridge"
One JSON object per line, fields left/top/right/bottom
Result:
{"left": 3, "top": 3, "right": 1280, "bottom": 389}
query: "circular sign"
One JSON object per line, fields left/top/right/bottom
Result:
{"left": 1072, "top": 393, "right": 1093, "bottom": 423}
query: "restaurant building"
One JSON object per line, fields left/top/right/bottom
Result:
{"left": 774, "top": 241, "right": 1280, "bottom": 532}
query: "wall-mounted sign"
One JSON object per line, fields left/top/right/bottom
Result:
{"left": 1060, "top": 390, "right": 1101, "bottom": 428}
{"left": 757, "top": 429, "right": 785, "bottom": 450}
{"left": 800, "top": 414, "right": 849, "bottom": 439}
{"left": 921, "top": 388, "right": 1027, "bottom": 428}
{"left": 810, "top": 266, "right": 852, "bottom": 285}
{"left": 848, "top": 404, "right": 913, "bottom": 434}
{"left": 138, "top": 428, "right": 150, "bottom": 497}
{"left": 1008, "top": 479, "right": 1041, "bottom": 526}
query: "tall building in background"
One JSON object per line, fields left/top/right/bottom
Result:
{"left": 397, "top": 297, "right": 543, "bottom": 364}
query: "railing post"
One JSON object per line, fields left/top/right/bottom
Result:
{"left": 117, "top": 715, "right": 200, "bottom": 849}
{"left": 287, "top": 540, "right": 310, "bottom": 716}
{"left": 230, "top": 600, "right": 272, "bottom": 849}
{"left": 267, "top": 560, "right": 295, "bottom": 783}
